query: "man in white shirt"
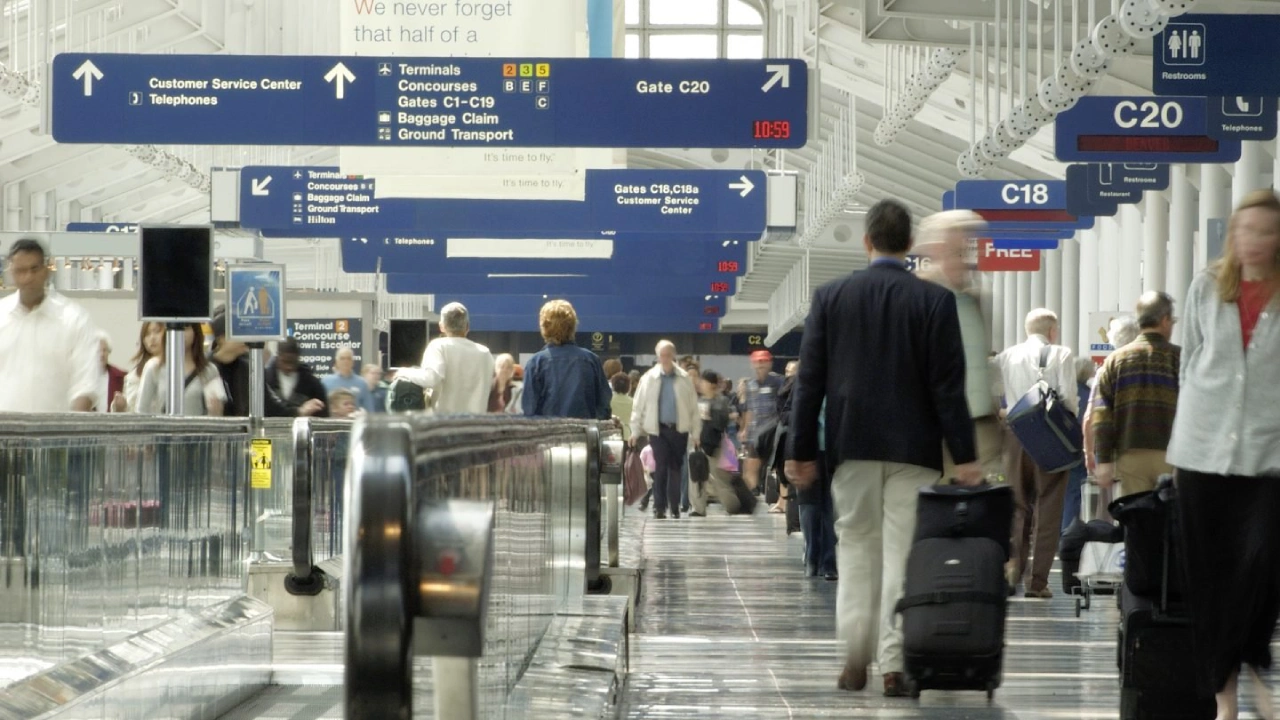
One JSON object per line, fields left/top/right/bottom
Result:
{"left": 398, "top": 302, "right": 494, "bottom": 415}
{"left": 0, "top": 239, "right": 101, "bottom": 413}
{"left": 995, "top": 308, "right": 1079, "bottom": 599}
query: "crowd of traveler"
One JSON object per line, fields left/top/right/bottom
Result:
{"left": 3, "top": 187, "right": 1276, "bottom": 717}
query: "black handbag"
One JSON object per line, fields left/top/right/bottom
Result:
{"left": 914, "top": 483, "right": 1015, "bottom": 561}
{"left": 1109, "top": 476, "right": 1185, "bottom": 603}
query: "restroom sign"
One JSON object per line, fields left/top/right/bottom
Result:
{"left": 976, "top": 239, "right": 1040, "bottom": 272}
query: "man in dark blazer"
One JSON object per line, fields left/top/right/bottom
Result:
{"left": 265, "top": 337, "right": 329, "bottom": 418}
{"left": 786, "top": 199, "right": 980, "bottom": 698}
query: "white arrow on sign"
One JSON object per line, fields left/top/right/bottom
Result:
{"left": 729, "top": 175, "right": 755, "bottom": 197}
{"left": 762, "top": 64, "right": 790, "bottom": 93}
{"left": 72, "top": 59, "right": 104, "bottom": 97}
{"left": 251, "top": 176, "right": 273, "bottom": 196}
{"left": 324, "top": 62, "right": 356, "bottom": 100}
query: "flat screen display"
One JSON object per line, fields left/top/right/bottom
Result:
{"left": 139, "top": 225, "right": 213, "bottom": 321}
{"left": 389, "top": 319, "right": 429, "bottom": 368}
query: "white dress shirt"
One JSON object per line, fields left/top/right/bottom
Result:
{"left": 0, "top": 291, "right": 102, "bottom": 413}
{"left": 397, "top": 336, "right": 494, "bottom": 415}
{"left": 995, "top": 334, "right": 1080, "bottom": 416}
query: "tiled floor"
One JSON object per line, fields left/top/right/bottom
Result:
{"left": 614, "top": 501, "right": 1260, "bottom": 719}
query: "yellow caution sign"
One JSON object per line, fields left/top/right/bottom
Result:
{"left": 250, "top": 438, "right": 273, "bottom": 490}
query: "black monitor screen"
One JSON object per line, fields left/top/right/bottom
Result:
{"left": 389, "top": 319, "right": 429, "bottom": 368}
{"left": 139, "top": 226, "right": 213, "bottom": 321}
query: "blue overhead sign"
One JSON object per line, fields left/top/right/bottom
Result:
{"left": 1205, "top": 96, "right": 1279, "bottom": 142}
{"left": 1055, "top": 96, "right": 1243, "bottom": 163}
{"left": 434, "top": 294, "right": 727, "bottom": 319}
{"left": 952, "top": 179, "right": 1093, "bottom": 231}
{"left": 67, "top": 222, "right": 138, "bottom": 233}
{"left": 52, "top": 53, "right": 807, "bottom": 149}
{"left": 386, "top": 272, "right": 737, "bottom": 297}
{"left": 467, "top": 314, "right": 721, "bottom": 334}
{"left": 1090, "top": 163, "right": 1170, "bottom": 192}
{"left": 1066, "top": 165, "right": 1135, "bottom": 218}
{"left": 241, "top": 167, "right": 767, "bottom": 237}
{"left": 1153, "top": 14, "right": 1280, "bottom": 98}
{"left": 346, "top": 237, "right": 749, "bottom": 276}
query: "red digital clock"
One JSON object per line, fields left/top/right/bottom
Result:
{"left": 710, "top": 282, "right": 730, "bottom": 293}
{"left": 704, "top": 306, "right": 720, "bottom": 316}
{"left": 699, "top": 322, "right": 715, "bottom": 331}
{"left": 753, "top": 121, "right": 791, "bottom": 140}
{"left": 1077, "top": 135, "right": 1219, "bottom": 154}
{"left": 717, "top": 261, "right": 740, "bottom": 273}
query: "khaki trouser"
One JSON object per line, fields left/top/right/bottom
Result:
{"left": 1116, "top": 449, "right": 1173, "bottom": 498}
{"left": 689, "top": 451, "right": 741, "bottom": 515}
{"left": 831, "top": 460, "right": 940, "bottom": 674}
{"left": 1004, "top": 429, "right": 1067, "bottom": 594}
{"left": 942, "top": 416, "right": 1005, "bottom": 482}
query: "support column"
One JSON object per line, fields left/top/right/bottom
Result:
{"left": 1061, "top": 235, "right": 1081, "bottom": 356}
{"left": 1016, "top": 271, "right": 1032, "bottom": 338}
{"left": 1142, "top": 191, "right": 1169, "bottom": 294}
{"left": 1078, "top": 228, "right": 1100, "bottom": 359}
{"left": 1045, "top": 246, "right": 1063, "bottom": 316}
{"left": 1232, "top": 139, "right": 1267, "bottom": 207}
{"left": 1097, "top": 216, "right": 1120, "bottom": 312}
{"left": 987, "top": 272, "right": 1004, "bottom": 354}
{"left": 1030, "top": 260, "right": 1047, "bottom": 310}
{"left": 1003, "top": 272, "right": 1018, "bottom": 349}
{"left": 1199, "top": 164, "right": 1231, "bottom": 271}
{"left": 1118, "top": 203, "right": 1144, "bottom": 311}
{"left": 1168, "top": 164, "right": 1196, "bottom": 310}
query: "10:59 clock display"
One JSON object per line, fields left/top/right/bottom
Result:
{"left": 753, "top": 121, "right": 791, "bottom": 140}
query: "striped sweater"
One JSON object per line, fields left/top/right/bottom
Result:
{"left": 1091, "top": 332, "right": 1181, "bottom": 463}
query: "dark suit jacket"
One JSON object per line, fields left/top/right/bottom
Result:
{"left": 265, "top": 362, "right": 331, "bottom": 418}
{"left": 789, "top": 261, "right": 976, "bottom": 473}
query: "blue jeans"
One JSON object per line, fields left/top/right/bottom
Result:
{"left": 798, "top": 455, "right": 837, "bottom": 575}
{"left": 1062, "top": 464, "right": 1086, "bottom": 534}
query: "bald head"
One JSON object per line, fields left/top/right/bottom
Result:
{"left": 656, "top": 340, "right": 676, "bottom": 372}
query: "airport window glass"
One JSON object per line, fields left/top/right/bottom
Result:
{"left": 727, "top": 0, "right": 763, "bottom": 26}
{"left": 726, "top": 33, "right": 764, "bottom": 58}
{"left": 626, "top": 0, "right": 765, "bottom": 59}
{"left": 649, "top": 33, "right": 719, "bottom": 59}
{"left": 648, "top": 0, "right": 719, "bottom": 25}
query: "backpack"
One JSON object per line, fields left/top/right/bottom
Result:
{"left": 386, "top": 377, "right": 428, "bottom": 413}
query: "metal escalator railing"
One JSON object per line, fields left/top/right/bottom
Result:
{"left": 286, "top": 417, "right": 353, "bottom": 595}
{"left": 344, "top": 415, "right": 617, "bottom": 720}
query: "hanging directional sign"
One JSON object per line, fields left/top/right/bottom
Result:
{"left": 1055, "top": 96, "right": 1243, "bottom": 163}
{"left": 989, "top": 238, "right": 1061, "bottom": 250}
{"left": 348, "top": 237, "right": 750, "bottom": 276}
{"left": 1152, "top": 14, "right": 1280, "bottom": 98}
{"left": 467, "top": 314, "right": 721, "bottom": 334}
{"left": 1089, "top": 163, "right": 1170, "bottom": 192}
{"left": 386, "top": 272, "right": 738, "bottom": 297}
{"left": 1205, "top": 96, "right": 1279, "bottom": 142}
{"left": 241, "top": 167, "right": 767, "bottom": 237}
{"left": 432, "top": 294, "right": 728, "bottom": 319}
{"left": 52, "top": 54, "right": 808, "bottom": 149}
{"left": 1065, "top": 164, "right": 1135, "bottom": 218}
{"left": 952, "top": 180, "right": 1093, "bottom": 231}
{"left": 67, "top": 222, "right": 139, "bottom": 233}
{"left": 940, "top": 190, "right": 1078, "bottom": 238}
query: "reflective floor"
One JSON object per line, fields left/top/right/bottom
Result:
{"left": 614, "top": 500, "right": 1256, "bottom": 720}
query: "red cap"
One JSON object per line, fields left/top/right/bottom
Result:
{"left": 750, "top": 350, "right": 773, "bottom": 363}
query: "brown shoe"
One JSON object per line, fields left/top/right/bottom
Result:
{"left": 1024, "top": 587, "right": 1053, "bottom": 599}
{"left": 837, "top": 661, "right": 868, "bottom": 691}
{"left": 883, "top": 672, "right": 909, "bottom": 697}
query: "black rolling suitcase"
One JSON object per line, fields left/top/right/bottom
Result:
{"left": 1112, "top": 476, "right": 1214, "bottom": 720}
{"left": 897, "top": 483, "right": 1013, "bottom": 699}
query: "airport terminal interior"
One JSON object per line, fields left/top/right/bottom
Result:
{"left": 2, "top": 0, "right": 1280, "bottom": 718}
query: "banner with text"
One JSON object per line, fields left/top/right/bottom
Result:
{"left": 287, "top": 318, "right": 364, "bottom": 374}
{"left": 340, "top": 0, "right": 592, "bottom": 200}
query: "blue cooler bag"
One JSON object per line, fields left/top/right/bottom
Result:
{"left": 1006, "top": 345, "right": 1083, "bottom": 473}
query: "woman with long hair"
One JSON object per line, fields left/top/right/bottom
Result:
{"left": 111, "top": 322, "right": 164, "bottom": 412}
{"left": 136, "top": 323, "right": 226, "bottom": 416}
{"left": 1168, "top": 189, "right": 1280, "bottom": 720}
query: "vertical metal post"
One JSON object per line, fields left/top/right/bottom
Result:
{"left": 607, "top": 481, "right": 620, "bottom": 568}
{"left": 432, "top": 657, "right": 479, "bottom": 720}
{"left": 249, "top": 343, "right": 266, "bottom": 558}
{"left": 165, "top": 325, "right": 186, "bottom": 417}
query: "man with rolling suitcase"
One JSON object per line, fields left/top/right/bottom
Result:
{"left": 786, "top": 199, "right": 982, "bottom": 697}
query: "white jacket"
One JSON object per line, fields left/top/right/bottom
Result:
{"left": 398, "top": 336, "right": 494, "bottom": 415}
{"left": 631, "top": 364, "right": 701, "bottom": 440}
